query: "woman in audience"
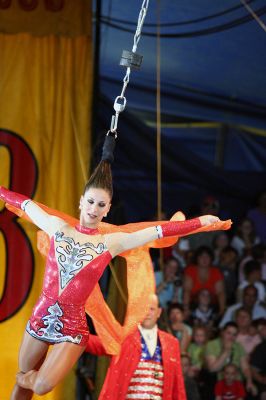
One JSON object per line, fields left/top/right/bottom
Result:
{"left": 155, "top": 257, "right": 182, "bottom": 308}
{"left": 231, "top": 217, "right": 260, "bottom": 259}
{"left": 204, "top": 322, "right": 256, "bottom": 398}
{"left": 183, "top": 246, "right": 226, "bottom": 318}
{"left": 212, "top": 232, "right": 230, "bottom": 266}
{"left": 167, "top": 303, "right": 192, "bottom": 352}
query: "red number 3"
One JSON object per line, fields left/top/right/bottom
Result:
{"left": 0, "top": 129, "right": 38, "bottom": 322}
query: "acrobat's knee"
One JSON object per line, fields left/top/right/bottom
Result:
{"left": 32, "top": 375, "right": 54, "bottom": 396}
{"left": 17, "top": 370, "right": 54, "bottom": 395}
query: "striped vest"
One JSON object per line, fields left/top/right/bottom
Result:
{"left": 126, "top": 335, "right": 164, "bottom": 399}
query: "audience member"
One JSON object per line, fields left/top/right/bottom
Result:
{"left": 247, "top": 190, "right": 266, "bottom": 244}
{"left": 183, "top": 246, "right": 226, "bottom": 318}
{"left": 171, "top": 238, "right": 191, "bottom": 269}
{"left": 215, "top": 363, "right": 246, "bottom": 400}
{"left": 231, "top": 217, "right": 260, "bottom": 259}
{"left": 250, "top": 318, "right": 266, "bottom": 400}
{"left": 235, "top": 308, "right": 261, "bottom": 356}
{"left": 167, "top": 303, "right": 192, "bottom": 352}
{"left": 181, "top": 354, "right": 201, "bottom": 400}
{"left": 204, "top": 322, "right": 255, "bottom": 397}
{"left": 212, "top": 232, "right": 230, "bottom": 266}
{"left": 187, "top": 195, "right": 221, "bottom": 251}
{"left": 155, "top": 257, "right": 182, "bottom": 308}
{"left": 190, "top": 289, "right": 218, "bottom": 332}
{"left": 219, "top": 285, "right": 266, "bottom": 328}
{"left": 187, "top": 325, "right": 208, "bottom": 377}
{"left": 218, "top": 246, "right": 239, "bottom": 305}
{"left": 237, "top": 260, "right": 265, "bottom": 303}
{"left": 238, "top": 243, "right": 266, "bottom": 284}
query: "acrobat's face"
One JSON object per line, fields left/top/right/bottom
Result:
{"left": 79, "top": 187, "right": 111, "bottom": 228}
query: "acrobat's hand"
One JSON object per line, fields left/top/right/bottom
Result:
{"left": 0, "top": 186, "right": 30, "bottom": 210}
{"left": 199, "top": 215, "right": 220, "bottom": 226}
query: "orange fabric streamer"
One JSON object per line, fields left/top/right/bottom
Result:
{"left": 6, "top": 203, "right": 231, "bottom": 354}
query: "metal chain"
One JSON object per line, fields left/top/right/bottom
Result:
{"left": 109, "top": 0, "right": 149, "bottom": 134}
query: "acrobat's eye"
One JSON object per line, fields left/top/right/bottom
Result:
{"left": 99, "top": 202, "right": 106, "bottom": 208}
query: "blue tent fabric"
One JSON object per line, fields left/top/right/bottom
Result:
{"left": 94, "top": 96, "right": 266, "bottom": 222}
{"left": 93, "top": 0, "right": 266, "bottom": 223}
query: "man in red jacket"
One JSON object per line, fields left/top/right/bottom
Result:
{"left": 86, "top": 294, "right": 186, "bottom": 400}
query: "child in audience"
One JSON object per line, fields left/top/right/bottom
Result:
{"left": 190, "top": 289, "right": 218, "bottom": 332}
{"left": 215, "top": 363, "right": 246, "bottom": 400}
{"left": 187, "top": 325, "right": 208, "bottom": 377}
{"left": 181, "top": 354, "right": 201, "bottom": 400}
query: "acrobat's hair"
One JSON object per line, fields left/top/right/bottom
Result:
{"left": 84, "top": 160, "right": 113, "bottom": 198}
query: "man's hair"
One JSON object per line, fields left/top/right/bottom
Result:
{"left": 244, "top": 260, "right": 261, "bottom": 278}
{"left": 243, "top": 284, "right": 258, "bottom": 296}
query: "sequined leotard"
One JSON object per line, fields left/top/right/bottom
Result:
{"left": 26, "top": 223, "right": 112, "bottom": 346}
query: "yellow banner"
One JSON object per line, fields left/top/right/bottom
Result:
{"left": 0, "top": 0, "right": 91, "bottom": 36}
{"left": 0, "top": 27, "right": 92, "bottom": 400}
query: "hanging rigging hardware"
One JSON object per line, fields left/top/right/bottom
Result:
{"left": 109, "top": 0, "right": 149, "bottom": 134}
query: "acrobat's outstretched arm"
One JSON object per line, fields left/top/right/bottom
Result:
{"left": 105, "top": 215, "right": 219, "bottom": 257}
{"left": 0, "top": 186, "right": 64, "bottom": 236}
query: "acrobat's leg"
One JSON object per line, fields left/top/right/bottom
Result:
{"left": 10, "top": 331, "right": 49, "bottom": 400}
{"left": 16, "top": 341, "right": 85, "bottom": 395}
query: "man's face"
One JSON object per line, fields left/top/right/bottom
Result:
{"left": 243, "top": 287, "right": 257, "bottom": 308}
{"left": 141, "top": 296, "right": 162, "bottom": 329}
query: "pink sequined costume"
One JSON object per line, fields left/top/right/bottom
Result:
{"left": 27, "top": 223, "right": 112, "bottom": 346}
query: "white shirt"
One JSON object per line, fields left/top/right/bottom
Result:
{"left": 219, "top": 302, "right": 266, "bottom": 328}
{"left": 138, "top": 324, "right": 158, "bottom": 357}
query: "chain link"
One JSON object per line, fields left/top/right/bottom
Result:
{"left": 110, "top": 0, "right": 149, "bottom": 133}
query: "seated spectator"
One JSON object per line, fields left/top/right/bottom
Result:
{"left": 231, "top": 217, "right": 260, "bottom": 259}
{"left": 237, "top": 260, "right": 265, "bottom": 303}
{"left": 215, "top": 363, "right": 246, "bottom": 400}
{"left": 171, "top": 238, "right": 191, "bottom": 269}
{"left": 212, "top": 232, "right": 230, "bottom": 266}
{"left": 235, "top": 307, "right": 261, "bottom": 356}
{"left": 187, "top": 195, "right": 221, "bottom": 251}
{"left": 187, "top": 325, "right": 208, "bottom": 377}
{"left": 167, "top": 303, "right": 192, "bottom": 352}
{"left": 204, "top": 322, "right": 255, "bottom": 397}
{"left": 238, "top": 243, "right": 266, "bottom": 284}
{"left": 190, "top": 289, "right": 218, "bottom": 331}
{"left": 247, "top": 190, "right": 266, "bottom": 245}
{"left": 155, "top": 257, "right": 182, "bottom": 308}
{"left": 219, "top": 284, "right": 266, "bottom": 328}
{"left": 183, "top": 246, "right": 226, "bottom": 318}
{"left": 181, "top": 353, "right": 201, "bottom": 400}
{"left": 250, "top": 318, "right": 266, "bottom": 400}
{"left": 218, "top": 246, "right": 238, "bottom": 305}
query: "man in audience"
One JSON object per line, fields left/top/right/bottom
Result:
{"left": 250, "top": 319, "right": 266, "bottom": 400}
{"left": 86, "top": 294, "right": 186, "bottom": 399}
{"left": 219, "top": 284, "right": 266, "bottom": 328}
